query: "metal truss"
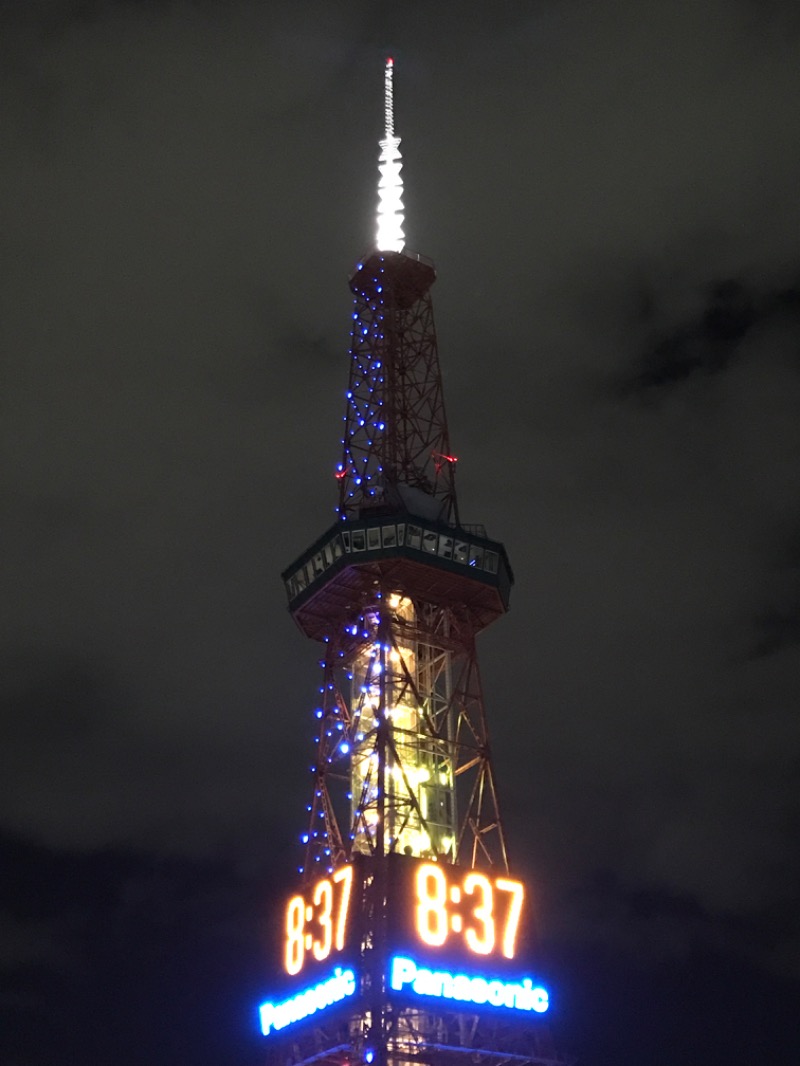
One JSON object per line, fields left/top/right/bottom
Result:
{"left": 301, "top": 586, "right": 509, "bottom": 880}
{"left": 264, "top": 1004, "right": 568, "bottom": 1066}
{"left": 338, "top": 252, "right": 458, "bottom": 526}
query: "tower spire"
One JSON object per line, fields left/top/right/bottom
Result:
{"left": 376, "top": 57, "right": 405, "bottom": 252}
{"left": 384, "top": 55, "right": 395, "bottom": 137}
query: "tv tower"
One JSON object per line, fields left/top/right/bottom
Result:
{"left": 260, "top": 58, "right": 559, "bottom": 1066}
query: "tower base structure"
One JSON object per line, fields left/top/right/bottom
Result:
{"left": 264, "top": 1004, "right": 563, "bottom": 1066}
{"left": 259, "top": 852, "right": 569, "bottom": 1066}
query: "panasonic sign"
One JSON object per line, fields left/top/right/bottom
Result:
{"left": 389, "top": 956, "right": 549, "bottom": 1014}
{"left": 259, "top": 967, "right": 356, "bottom": 1036}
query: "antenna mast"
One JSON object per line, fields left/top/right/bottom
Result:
{"left": 376, "top": 57, "right": 405, "bottom": 252}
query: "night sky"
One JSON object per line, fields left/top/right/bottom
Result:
{"left": 3, "top": 2, "right": 800, "bottom": 1064}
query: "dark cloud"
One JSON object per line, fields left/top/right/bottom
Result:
{"left": 0, "top": 830, "right": 273, "bottom": 1065}
{"left": 622, "top": 278, "right": 800, "bottom": 391}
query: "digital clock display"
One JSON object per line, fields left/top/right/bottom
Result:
{"left": 282, "top": 864, "right": 355, "bottom": 976}
{"left": 388, "top": 856, "right": 529, "bottom": 967}
{"left": 264, "top": 857, "right": 542, "bottom": 1037}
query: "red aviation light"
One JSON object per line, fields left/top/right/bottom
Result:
{"left": 432, "top": 451, "right": 458, "bottom": 472}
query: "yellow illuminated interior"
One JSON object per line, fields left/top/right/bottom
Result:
{"left": 350, "top": 594, "right": 456, "bottom": 858}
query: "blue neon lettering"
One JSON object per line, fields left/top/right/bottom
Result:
{"left": 389, "top": 956, "right": 549, "bottom": 1014}
{"left": 259, "top": 967, "right": 357, "bottom": 1035}
{"left": 487, "top": 980, "right": 507, "bottom": 1006}
{"left": 470, "top": 977, "right": 488, "bottom": 1004}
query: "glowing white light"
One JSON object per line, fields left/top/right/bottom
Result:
{"left": 376, "top": 58, "right": 405, "bottom": 252}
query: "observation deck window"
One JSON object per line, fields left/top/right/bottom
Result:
{"left": 422, "top": 530, "right": 437, "bottom": 553}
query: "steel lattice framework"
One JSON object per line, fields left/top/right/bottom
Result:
{"left": 277, "top": 245, "right": 561, "bottom": 1066}
{"left": 288, "top": 248, "right": 511, "bottom": 881}
{"left": 337, "top": 250, "right": 458, "bottom": 526}
{"left": 271, "top": 56, "right": 567, "bottom": 1066}
{"left": 302, "top": 589, "right": 508, "bottom": 877}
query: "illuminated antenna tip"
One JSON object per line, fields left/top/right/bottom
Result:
{"left": 376, "top": 57, "right": 404, "bottom": 252}
{"left": 383, "top": 57, "right": 395, "bottom": 138}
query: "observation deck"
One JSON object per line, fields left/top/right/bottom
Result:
{"left": 282, "top": 514, "right": 513, "bottom": 641}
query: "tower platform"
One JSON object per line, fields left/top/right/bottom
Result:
{"left": 282, "top": 516, "right": 513, "bottom": 641}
